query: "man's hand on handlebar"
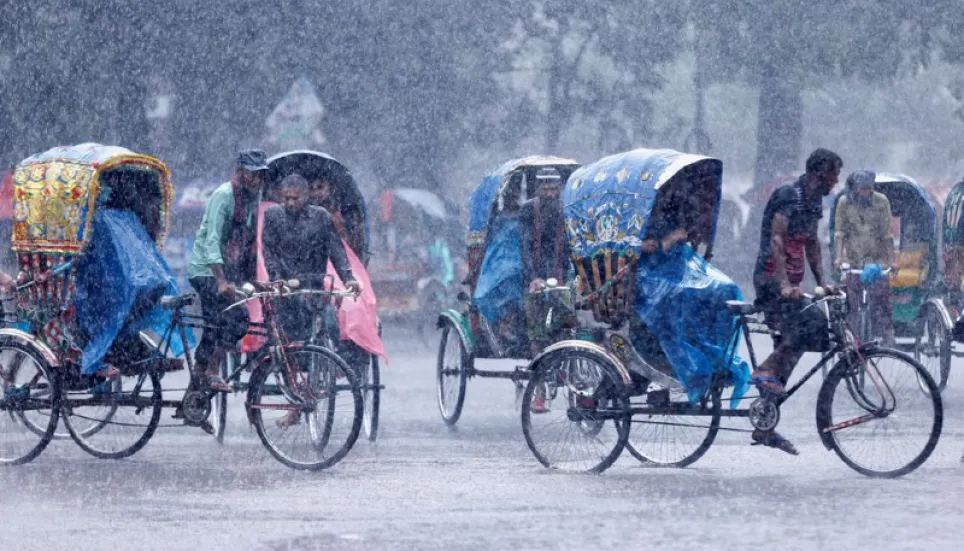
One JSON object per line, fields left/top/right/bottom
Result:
{"left": 345, "top": 279, "right": 363, "bottom": 297}
{"left": 217, "top": 280, "right": 237, "bottom": 297}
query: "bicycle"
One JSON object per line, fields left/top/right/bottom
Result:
{"left": 58, "top": 280, "right": 364, "bottom": 470}
{"left": 521, "top": 287, "right": 944, "bottom": 478}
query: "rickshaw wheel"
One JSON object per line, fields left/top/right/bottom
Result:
{"left": 914, "top": 306, "right": 950, "bottom": 394}
{"left": 363, "top": 354, "right": 380, "bottom": 441}
{"left": 4, "top": 350, "right": 73, "bottom": 441}
{"left": 625, "top": 384, "right": 721, "bottom": 468}
{"left": 521, "top": 348, "right": 630, "bottom": 474}
{"left": 436, "top": 320, "right": 468, "bottom": 426}
{"left": 816, "top": 347, "right": 942, "bottom": 478}
{"left": 63, "top": 370, "right": 163, "bottom": 460}
{"left": 247, "top": 344, "right": 362, "bottom": 471}
{"left": 0, "top": 336, "right": 60, "bottom": 465}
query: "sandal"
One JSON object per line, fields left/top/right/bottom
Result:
{"left": 206, "top": 376, "right": 233, "bottom": 393}
{"left": 275, "top": 410, "right": 301, "bottom": 428}
{"left": 751, "top": 429, "right": 799, "bottom": 456}
{"left": 750, "top": 372, "right": 786, "bottom": 397}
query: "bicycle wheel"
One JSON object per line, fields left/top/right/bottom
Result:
{"left": 63, "top": 370, "right": 163, "bottom": 459}
{"left": 0, "top": 337, "right": 59, "bottom": 465}
{"left": 914, "top": 307, "right": 950, "bottom": 394}
{"left": 363, "top": 354, "right": 380, "bottom": 441}
{"left": 211, "top": 353, "right": 232, "bottom": 444}
{"left": 247, "top": 344, "right": 362, "bottom": 471}
{"left": 816, "top": 347, "right": 942, "bottom": 478}
{"left": 436, "top": 320, "right": 468, "bottom": 426}
{"left": 625, "top": 384, "right": 721, "bottom": 468}
{"left": 521, "top": 348, "right": 630, "bottom": 473}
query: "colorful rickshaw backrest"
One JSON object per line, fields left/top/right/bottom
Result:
{"left": 12, "top": 143, "right": 173, "bottom": 257}
{"left": 465, "top": 155, "right": 580, "bottom": 287}
{"left": 562, "top": 148, "right": 723, "bottom": 325}
{"left": 266, "top": 150, "right": 369, "bottom": 266}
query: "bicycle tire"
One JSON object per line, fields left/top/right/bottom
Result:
{"left": 816, "top": 346, "right": 942, "bottom": 478}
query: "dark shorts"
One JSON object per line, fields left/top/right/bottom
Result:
{"left": 754, "top": 279, "right": 830, "bottom": 353}
{"left": 190, "top": 276, "right": 250, "bottom": 367}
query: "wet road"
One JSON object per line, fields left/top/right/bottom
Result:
{"left": 2, "top": 331, "right": 964, "bottom": 551}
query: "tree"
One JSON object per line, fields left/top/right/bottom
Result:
{"left": 693, "top": 0, "right": 964, "bottom": 191}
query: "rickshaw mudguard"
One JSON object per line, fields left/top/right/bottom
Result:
{"left": 437, "top": 309, "right": 475, "bottom": 355}
{"left": 0, "top": 328, "right": 61, "bottom": 368}
{"left": 922, "top": 297, "right": 954, "bottom": 331}
{"left": 527, "top": 340, "right": 633, "bottom": 385}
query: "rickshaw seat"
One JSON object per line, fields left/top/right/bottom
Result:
{"left": 891, "top": 249, "right": 928, "bottom": 288}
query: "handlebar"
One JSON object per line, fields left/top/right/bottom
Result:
{"left": 226, "top": 279, "right": 359, "bottom": 311}
{"left": 838, "top": 263, "right": 893, "bottom": 276}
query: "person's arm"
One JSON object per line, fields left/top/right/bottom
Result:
{"left": 833, "top": 199, "right": 847, "bottom": 268}
{"left": 769, "top": 212, "right": 796, "bottom": 295}
{"left": 519, "top": 203, "right": 535, "bottom": 284}
{"left": 195, "top": 189, "right": 233, "bottom": 292}
{"left": 261, "top": 210, "right": 287, "bottom": 281}
{"left": 805, "top": 218, "right": 828, "bottom": 288}
{"left": 879, "top": 197, "right": 894, "bottom": 268}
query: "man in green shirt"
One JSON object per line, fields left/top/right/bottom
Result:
{"left": 833, "top": 170, "right": 895, "bottom": 345}
{"left": 188, "top": 149, "right": 267, "bottom": 394}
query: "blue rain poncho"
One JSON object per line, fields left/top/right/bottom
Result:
{"left": 473, "top": 215, "right": 523, "bottom": 327}
{"left": 74, "top": 209, "right": 192, "bottom": 375}
{"left": 633, "top": 244, "right": 750, "bottom": 405}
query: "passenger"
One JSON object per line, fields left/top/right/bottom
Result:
{"left": 519, "top": 168, "right": 573, "bottom": 356}
{"left": 752, "top": 147, "right": 843, "bottom": 455}
{"left": 188, "top": 149, "right": 267, "bottom": 395}
{"left": 473, "top": 174, "right": 525, "bottom": 355}
{"left": 833, "top": 170, "right": 895, "bottom": 345}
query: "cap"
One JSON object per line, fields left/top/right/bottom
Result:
{"left": 237, "top": 149, "right": 268, "bottom": 172}
{"left": 847, "top": 170, "right": 876, "bottom": 190}
{"left": 535, "top": 167, "right": 562, "bottom": 185}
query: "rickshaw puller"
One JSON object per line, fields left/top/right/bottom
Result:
{"left": 832, "top": 170, "right": 895, "bottom": 345}
{"left": 262, "top": 174, "right": 361, "bottom": 428}
{"left": 188, "top": 149, "right": 268, "bottom": 396}
{"left": 752, "top": 148, "right": 842, "bottom": 455}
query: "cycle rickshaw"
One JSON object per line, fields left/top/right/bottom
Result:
{"left": 517, "top": 148, "right": 943, "bottom": 478}
{"left": 213, "top": 149, "right": 384, "bottom": 444}
{"left": 828, "top": 173, "right": 954, "bottom": 392}
{"left": 0, "top": 144, "right": 364, "bottom": 471}
{"left": 435, "top": 156, "right": 580, "bottom": 426}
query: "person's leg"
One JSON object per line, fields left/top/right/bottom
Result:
{"left": 871, "top": 277, "right": 895, "bottom": 345}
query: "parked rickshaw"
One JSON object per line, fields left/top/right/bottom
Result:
{"left": 517, "top": 149, "right": 942, "bottom": 478}
{"left": 369, "top": 187, "right": 453, "bottom": 346}
{"left": 828, "top": 173, "right": 953, "bottom": 392}
{"left": 435, "top": 156, "right": 580, "bottom": 426}
{"left": 937, "top": 177, "right": 964, "bottom": 390}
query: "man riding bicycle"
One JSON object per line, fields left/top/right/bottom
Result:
{"left": 833, "top": 170, "right": 895, "bottom": 346}
{"left": 752, "top": 148, "right": 843, "bottom": 455}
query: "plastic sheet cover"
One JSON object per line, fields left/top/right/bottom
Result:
{"left": 633, "top": 244, "right": 750, "bottom": 405}
{"left": 75, "top": 209, "right": 190, "bottom": 375}
{"left": 473, "top": 216, "right": 523, "bottom": 326}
